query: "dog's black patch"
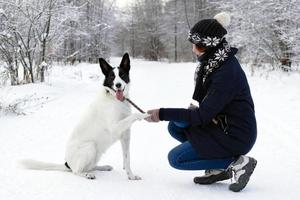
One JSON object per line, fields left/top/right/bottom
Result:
{"left": 99, "top": 58, "right": 113, "bottom": 77}
{"left": 99, "top": 53, "right": 131, "bottom": 87}
{"left": 65, "top": 162, "right": 71, "bottom": 170}
{"left": 103, "top": 69, "right": 115, "bottom": 88}
{"left": 118, "top": 67, "right": 130, "bottom": 83}
{"left": 118, "top": 53, "right": 130, "bottom": 83}
{"left": 99, "top": 57, "right": 115, "bottom": 88}
{"left": 119, "top": 53, "right": 130, "bottom": 73}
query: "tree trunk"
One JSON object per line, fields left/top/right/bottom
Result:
{"left": 8, "top": 63, "right": 18, "bottom": 86}
{"left": 40, "top": 0, "right": 53, "bottom": 82}
{"left": 174, "top": 0, "right": 178, "bottom": 62}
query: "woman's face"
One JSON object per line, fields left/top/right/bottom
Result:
{"left": 192, "top": 44, "right": 205, "bottom": 56}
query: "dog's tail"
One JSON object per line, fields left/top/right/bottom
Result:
{"left": 18, "top": 159, "right": 71, "bottom": 172}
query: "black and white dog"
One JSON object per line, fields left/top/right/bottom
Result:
{"left": 20, "top": 53, "right": 149, "bottom": 180}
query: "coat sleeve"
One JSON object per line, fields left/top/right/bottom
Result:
{"left": 159, "top": 65, "right": 237, "bottom": 125}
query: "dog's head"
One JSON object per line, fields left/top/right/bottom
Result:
{"left": 99, "top": 53, "right": 130, "bottom": 101}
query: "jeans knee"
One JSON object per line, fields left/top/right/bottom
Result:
{"left": 168, "top": 121, "right": 187, "bottom": 142}
{"left": 167, "top": 121, "right": 175, "bottom": 135}
{"left": 168, "top": 121, "right": 188, "bottom": 134}
{"left": 173, "top": 121, "right": 189, "bottom": 128}
{"left": 168, "top": 148, "right": 180, "bottom": 169}
{"left": 168, "top": 122, "right": 177, "bottom": 139}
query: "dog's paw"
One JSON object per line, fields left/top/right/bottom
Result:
{"left": 128, "top": 174, "right": 142, "bottom": 180}
{"left": 85, "top": 173, "right": 96, "bottom": 180}
{"left": 133, "top": 113, "right": 150, "bottom": 121}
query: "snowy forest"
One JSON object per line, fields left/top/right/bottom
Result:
{"left": 1, "top": 1, "right": 300, "bottom": 199}
{"left": 0, "top": 0, "right": 300, "bottom": 85}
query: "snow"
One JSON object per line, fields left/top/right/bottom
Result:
{"left": 0, "top": 30, "right": 11, "bottom": 39}
{"left": 1, "top": 58, "right": 300, "bottom": 199}
{"left": 41, "top": 33, "right": 48, "bottom": 41}
{"left": 40, "top": 61, "right": 48, "bottom": 67}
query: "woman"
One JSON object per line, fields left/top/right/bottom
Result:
{"left": 145, "top": 12, "right": 257, "bottom": 192}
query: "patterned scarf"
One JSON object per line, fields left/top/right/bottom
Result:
{"left": 194, "top": 38, "right": 231, "bottom": 85}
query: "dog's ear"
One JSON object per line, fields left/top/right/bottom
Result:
{"left": 99, "top": 58, "right": 113, "bottom": 76}
{"left": 119, "top": 53, "right": 130, "bottom": 72}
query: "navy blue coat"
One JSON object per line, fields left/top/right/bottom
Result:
{"left": 159, "top": 48, "right": 257, "bottom": 159}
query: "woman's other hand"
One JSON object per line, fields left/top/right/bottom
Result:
{"left": 188, "top": 103, "right": 198, "bottom": 110}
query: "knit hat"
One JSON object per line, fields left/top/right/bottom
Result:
{"left": 188, "top": 12, "right": 231, "bottom": 48}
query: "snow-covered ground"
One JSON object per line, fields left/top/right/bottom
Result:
{"left": 0, "top": 57, "right": 300, "bottom": 200}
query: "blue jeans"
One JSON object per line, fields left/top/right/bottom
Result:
{"left": 167, "top": 121, "right": 234, "bottom": 170}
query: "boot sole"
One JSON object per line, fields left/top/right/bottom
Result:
{"left": 229, "top": 158, "right": 257, "bottom": 192}
{"left": 194, "top": 172, "right": 232, "bottom": 185}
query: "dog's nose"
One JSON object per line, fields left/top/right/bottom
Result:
{"left": 116, "top": 83, "right": 121, "bottom": 88}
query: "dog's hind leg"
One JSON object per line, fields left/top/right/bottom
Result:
{"left": 67, "top": 142, "right": 98, "bottom": 180}
{"left": 121, "top": 129, "right": 141, "bottom": 180}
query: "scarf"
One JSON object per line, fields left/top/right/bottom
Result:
{"left": 192, "top": 39, "right": 231, "bottom": 102}
{"left": 194, "top": 38, "right": 231, "bottom": 84}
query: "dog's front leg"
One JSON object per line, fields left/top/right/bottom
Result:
{"left": 113, "top": 113, "right": 149, "bottom": 137}
{"left": 121, "top": 130, "right": 141, "bottom": 180}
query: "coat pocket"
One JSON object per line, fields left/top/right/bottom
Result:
{"left": 216, "top": 114, "right": 229, "bottom": 134}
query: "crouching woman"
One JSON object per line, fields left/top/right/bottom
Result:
{"left": 145, "top": 12, "right": 257, "bottom": 192}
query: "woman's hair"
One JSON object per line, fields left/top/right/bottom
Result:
{"left": 194, "top": 44, "right": 207, "bottom": 52}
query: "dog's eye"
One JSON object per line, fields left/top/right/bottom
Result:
{"left": 108, "top": 73, "right": 115, "bottom": 80}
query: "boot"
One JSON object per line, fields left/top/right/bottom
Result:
{"left": 228, "top": 155, "right": 257, "bottom": 192}
{"left": 194, "top": 169, "right": 232, "bottom": 185}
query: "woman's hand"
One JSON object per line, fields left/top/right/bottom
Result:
{"left": 145, "top": 109, "right": 160, "bottom": 122}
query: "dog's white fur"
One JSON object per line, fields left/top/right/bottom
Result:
{"left": 19, "top": 67, "right": 149, "bottom": 180}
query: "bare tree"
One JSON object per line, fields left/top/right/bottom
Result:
{"left": 213, "top": 0, "right": 300, "bottom": 71}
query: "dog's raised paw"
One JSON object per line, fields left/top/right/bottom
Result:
{"left": 133, "top": 113, "right": 150, "bottom": 121}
